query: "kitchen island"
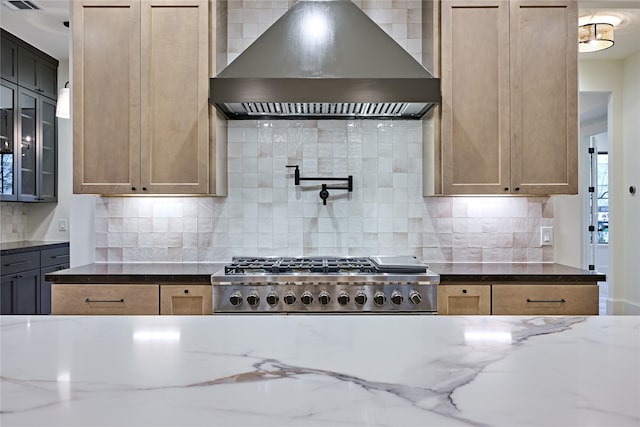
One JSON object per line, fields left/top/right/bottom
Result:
{"left": 1, "top": 315, "right": 638, "bottom": 426}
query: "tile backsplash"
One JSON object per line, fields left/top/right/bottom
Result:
{"left": 95, "top": 120, "right": 553, "bottom": 264}
{"left": 0, "top": 202, "right": 27, "bottom": 243}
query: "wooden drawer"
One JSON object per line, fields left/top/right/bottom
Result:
{"left": 41, "top": 247, "right": 70, "bottom": 268}
{"left": 438, "top": 284, "right": 491, "bottom": 315}
{"left": 1, "top": 251, "right": 40, "bottom": 275}
{"left": 160, "top": 285, "right": 212, "bottom": 315}
{"left": 52, "top": 284, "right": 159, "bottom": 315}
{"left": 492, "top": 284, "right": 598, "bottom": 315}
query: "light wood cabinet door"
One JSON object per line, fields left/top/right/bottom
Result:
{"left": 438, "top": 284, "right": 491, "bottom": 315}
{"left": 73, "top": 0, "right": 141, "bottom": 194}
{"left": 440, "top": 0, "right": 577, "bottom": 196}
{"left": 510, "top": 0, "right": 578, "bottom": 195}
{"left": 441, "top": 0, "right": 511, "bottom": 195}
{"left": 492, "top": 284, "right": 598, "bottom": 315}
{"left": 140, "top": 0, "right": 209, "bottom": 194}
{"left": 73, "top": 0, "right": 211, "bottom": 195}
{"left": 52, "top": 284, "right": 159, "bottom": 315}
{"left": 160, "top": 285, "right": 212, "bottom": 315}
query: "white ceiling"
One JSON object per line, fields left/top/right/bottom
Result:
{"left": 0, "top": 0, "right": 69, "bottom": 60}
{"left": 2, "top": 0, "right": 640, "bottom": 62}
{"left": 579, "top": 1, "right": 640, "bottom": 60}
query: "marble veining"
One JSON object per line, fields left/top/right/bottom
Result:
{"left": 1, "top": 315, "right": 639, "bottom": 427}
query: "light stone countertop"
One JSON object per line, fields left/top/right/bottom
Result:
{"left": 1, "top": 315, "right": 638, "bottom": 427}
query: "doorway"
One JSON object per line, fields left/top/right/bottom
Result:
{"left": 579, "top": 92, "right": 610, "bottom": 314}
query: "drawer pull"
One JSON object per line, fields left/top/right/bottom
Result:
{"left": 526, "top": 298, "right": 566, "bottom": 303}
{"left": 85, "top": 298, "right": 125, "bottom": 303}
{"left": 184, "top": 289, "right": 189, "bottom": 294}
{"left": 5, "top": 261, "right": 28, "bottom": 267}
{"left": 51, "top": 255, "right": 69, "bottom": 259}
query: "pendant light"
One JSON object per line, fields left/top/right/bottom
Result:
{"left": 56, "top": 81, "right": 70, "bottom": 119}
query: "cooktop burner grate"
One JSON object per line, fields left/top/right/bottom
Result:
{"left": 225, "top": 257, "right": 378, "bottom": 275}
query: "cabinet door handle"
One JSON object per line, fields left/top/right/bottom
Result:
{"left": 85, "top": 298, "right": 124, "bottom": 303}
{"left": 15, "top": 275, "right": 24, "bottom": 279}
{"left": 526, "top": 298, "right": 566, "bottom": 303}
{"left": 5, "top": 261, "right": 28, "bottom": 267}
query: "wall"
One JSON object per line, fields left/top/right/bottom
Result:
{"left": 622, "top": 51, "right": 640, "bottom": 313}
{"left": 558, "top": 56, "right": 640, "bottom": 314}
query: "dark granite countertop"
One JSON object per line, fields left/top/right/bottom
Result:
{"left": 1, "top": 241, "right": 69, "bottom": 255}
{"left": 429, "top": 263, "right": 606, "bottom": 283}
{"left": 46, "top": 262, "right": 605, "bottom": 285}
{"left": 45, "top": 262, "right": 227, "bottom": 284}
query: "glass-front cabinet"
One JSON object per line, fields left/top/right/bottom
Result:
{"left": 1, "top": 82, "right": 17, "bottom": 201}
{"left": 19, "top": 88, "right": 38, "bottom": 200}
{"left": 17, "top": 88, "right": 57, "bottom": 202}
{"left": 40, "top": 97, "right": 56, "bottom": 201}
{"left": 1, "top": 29, "right": 58, "bottom": 203}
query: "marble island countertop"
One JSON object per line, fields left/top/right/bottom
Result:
{"left": 1, "top": 315, "right": 638, "bottom": 427}
{"left": 45, "top": 262, "right": 604, "bottom": 284}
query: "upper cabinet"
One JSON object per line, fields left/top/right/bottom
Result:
{"left": 1, "top": 37, "right": 18, "bottom": 83}
{"left": 17, "top": 46, "right": 58, "bottom": 99}
{"left": 440, "top": 0, "right": 578, "bottom": 195}
{"left": 1, "top": 30, "right": 58, "bottom": 203}
{"left": 73, "top": 0, "right": 211, "bottom": 195}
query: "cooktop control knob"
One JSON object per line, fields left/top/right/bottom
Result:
{"left": 391, "top": 291, "right": 404, "bottom": 305}
{"left": 284, "top": 291, "right": 296, "bottom": 305}
{"left": 246, "top": 292, "right": 260, "bottom": 307}
{"left": 337, "top": 292, "right": 350, "bottom": 305}
{"left": 354, "top": 291, "right": 367, "bottom": 306}
{"left": 318, "top": 291, "right": 331, "bottom": 305}
{"left": 266, "top": 292, "right": 279, "bottom": 306}
{"left": 229, "top": 291, "right": 242, "bottom": 306}
{"left": 409, "top": 291, "right": 422, "bottom": 305}
{"left": 373, "top": 291, "right": 386, "bottom": 306}
{"left": 301, "top": 291, "right": 313, "bottom": 305}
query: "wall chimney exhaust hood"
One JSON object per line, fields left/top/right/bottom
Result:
{"left": 210, "top": 0, "right": 440, "bottom": 120}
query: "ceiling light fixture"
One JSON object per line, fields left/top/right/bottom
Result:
{"left": 579, "top": 22, "right": 614, "bottom": 53}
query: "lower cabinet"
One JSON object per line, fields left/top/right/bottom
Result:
{"left": 160, "top": 285, "right": 212, "bottom": 315}
{"left": 438, "top": 284, "right": 491, "bottom": 315}
{"left": 52, "top": 284, "right": 160, "bottom": 315}
{"left": 0, "top": 269, "right": 40, "bottom": 314}
{"left": 438, "top": 282, "right": 599, "bottom": 315}
{"left": 492, "top": 284, "right": 598, "bottom": 315}
{"left": 1, "top": 244, "right": 69, "bottom": 314}
{"left": 51, "top": 284, "right": 212, "bottom": 315}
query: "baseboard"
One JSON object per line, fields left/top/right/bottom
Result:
{"left": 607, "top": 298, "right": 640, "bottom": 315}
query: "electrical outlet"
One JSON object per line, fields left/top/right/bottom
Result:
{"left": 58, "top": 219, "right": 68, "bottom": 232}
{"left": 540, "top": 226, "right": 553, "bottom": 246}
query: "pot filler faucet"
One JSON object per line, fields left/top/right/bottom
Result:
{"left": 286, "top": 165, "right": 353, "bottom": 205}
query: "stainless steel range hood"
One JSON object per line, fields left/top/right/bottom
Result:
{"left": 210, "top": 0, "right": 440, "bottom": 120}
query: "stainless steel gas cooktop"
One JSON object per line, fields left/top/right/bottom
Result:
{"left": 211, "top": 256, "right": 439, "bottom": 314}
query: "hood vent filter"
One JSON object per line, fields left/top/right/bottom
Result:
{"left": 238, "top": 102, "right": 412, "bottom": 118}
